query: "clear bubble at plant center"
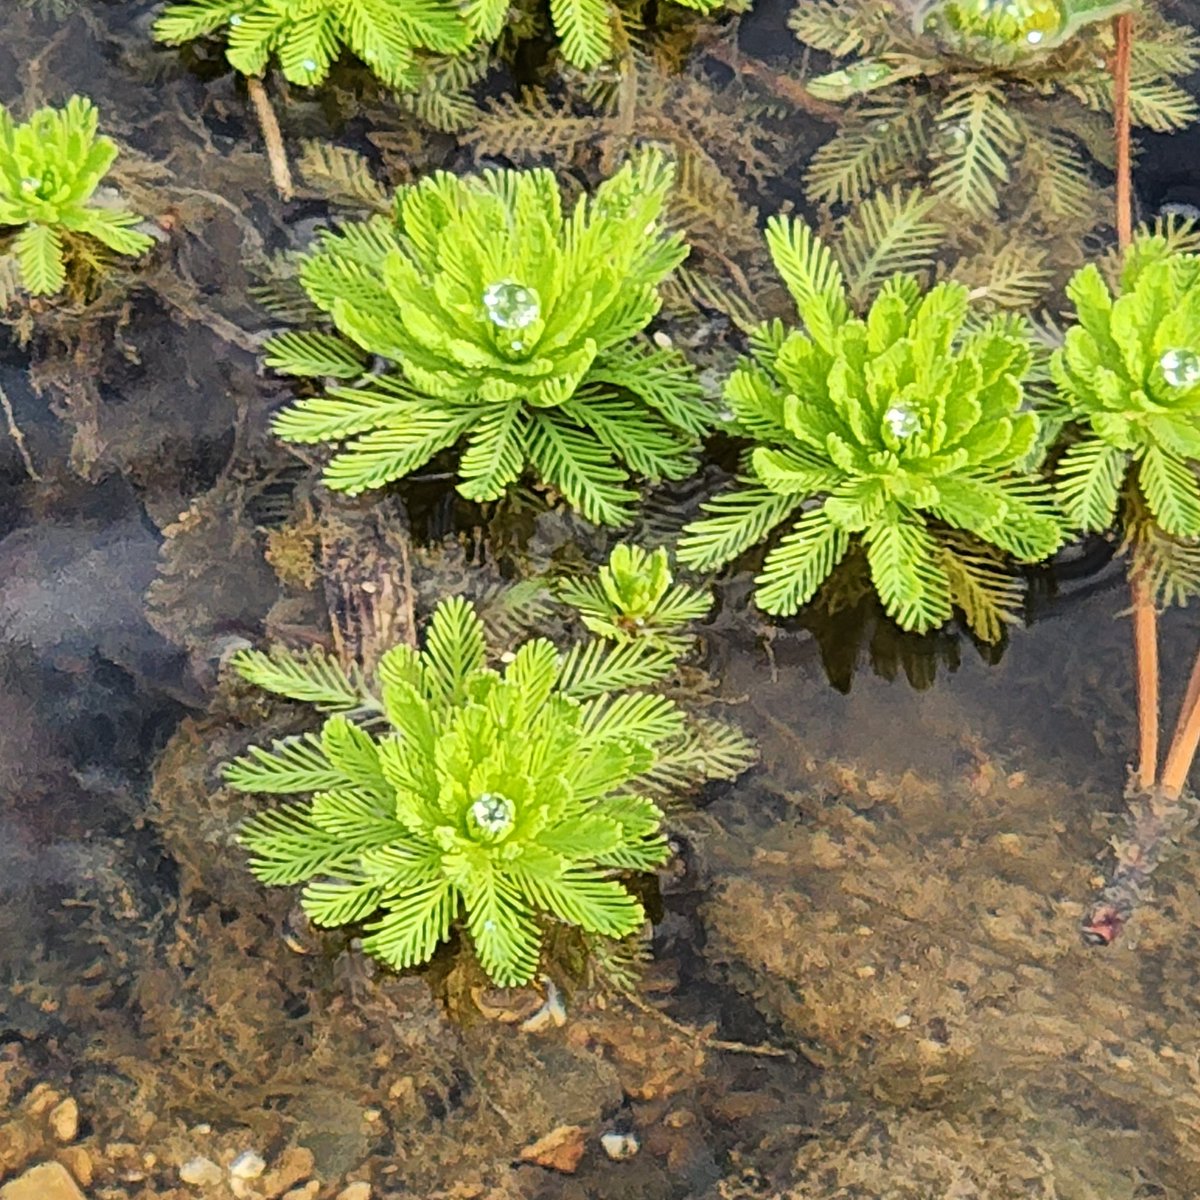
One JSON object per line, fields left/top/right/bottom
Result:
{"left": 885, "top": 403, "right": 922, "bottom": 438}
{"left": 483, "top": 281, "right": 541, "bottom": 330}
{"left": 471, "top": 792, "right": 515, "bottom": 834}
{"left": 1160, "top": 348, "right": 1200, "bottom": 387}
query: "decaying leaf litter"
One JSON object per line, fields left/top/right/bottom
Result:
{"left": 4, "top": 0, "right": 1200, "bottom": 1197}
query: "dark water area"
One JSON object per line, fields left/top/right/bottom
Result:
{"left": 4, "top": 2, "right": 1200, "bottom": 1199}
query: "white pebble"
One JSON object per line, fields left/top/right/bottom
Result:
{"left": 180, "top": 1157, "right": 224, "bottom": 1186}
{"left": 600, "top": 1131, "right": 640, "bottom": 1160}
{"left": 230, "top": 1150, "right": 267, "bottom": 1179}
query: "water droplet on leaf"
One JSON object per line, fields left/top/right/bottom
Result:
{"left": 483, "top": 281, "right": 540, "bottom": 330}
{"left": 885, "top": 403, "right": 921, "bottom": 438}
{"left": 301, "top": 58, "right": 318, "bottom": 72}
{"left": 471, "top": 792, "right": 515, "bottom": 834}
{"left": 1160, "top": 348, "right": 1200, "bottom": 387}
{"left": 229, "top": 12, "right": 243, "bottom": 25}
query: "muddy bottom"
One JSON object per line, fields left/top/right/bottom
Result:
{"left": 5, "top": 2, "right": 1200, "bottom": 1199}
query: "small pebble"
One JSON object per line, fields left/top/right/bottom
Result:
{"left": 230, "top": 1150, "right": 267, "bottom": 1179}
{"left": 337, "top": 1183, "right": 372, "bottom": 1200}
{"left": 893, "top": 1013, "right": 912, "bottom": 1029}
{"left": 600, "top": 1131, "right": 639, "bottom": 1160}
{"left": 49, "top": 1098, "right": 79, "bottom": 1143}
{"left": 0, "top": 1161, "right": 86, "bottom": 1200}
{"left": 180, "top": 1157, "right": 224, "bottom": 1187}
{"left": 57, "top": 1147, "right": 93, "bottom": 1187}
{"left": 283, "top": 1185, "right": 321, "bottom": 1200}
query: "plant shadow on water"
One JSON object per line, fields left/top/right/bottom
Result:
{"left": 6, "top": 2, "right": 1200, "bottom": 1198}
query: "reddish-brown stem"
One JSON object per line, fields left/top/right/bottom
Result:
{"left": 1165, "top": 643, "right": 1200, "bottom": 768}
{"left": 1132, "top": 573, "right": 1160, "bottom": 791}
{"left": 1162, "top": 683, "right": 1200, "bottom": 798}
{"left": 1113, "top": 14, "right": 1159, "bottom": 791}
{"left": 1113, "top": 13, "right": 1133, "bottom": 249}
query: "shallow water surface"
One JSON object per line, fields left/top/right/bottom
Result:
{"left": 4, "top": 4, "right": 1200, "bottom": 1199}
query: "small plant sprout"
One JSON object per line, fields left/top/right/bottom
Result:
{"left": 223, "top": 597, "right": 689, "bottom": 986}
{"left": 267, "top": 149, "right": 712, "bottom": 524}
{"left": 152, "top": 0, "right": 471, "bottom": 90}
{"left": 558, "top": 544, "right": 711, "bottom": 650}
{"left": 677, "top": 218, "right": 1064, "bottom": 637}
{"left": 0, "top": 96, "right": 153, "bottom": 298}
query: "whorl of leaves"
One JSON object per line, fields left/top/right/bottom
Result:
{"left": 0, "top": 96, "right": 152, "bottom": 297}
{"left": 677, "top": 218, "right": 1064, "bottom": 636}
{"left": 267, "top": 149, "right": 712, "bottom": 525}
{"left": 225, "top": 597, "right": 684, "bottom": 986}
{"left": 792, "top": 0, "right": 1199, "bottom": 232}
{"left": 1052, "top": 236, "right": 1200, "bottom": 604}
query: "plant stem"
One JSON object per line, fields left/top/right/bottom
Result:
{"left": 1113, "top": 12, "right": 1133, "bottom": 250}
{"left": 245, "top": 74, "right": 294, "bottom": 202}
{"left": 1161, "top": 682, "right": 1200, "bottom": 797}
{"left": 1164, "top": 646, "right": 1200, "bottom": 774}
{"left": 1132, "top": 571, "right": 1160, "bottom": 791}
{"left": 1113, "top": 14, "right": 1160, "bottom": 791}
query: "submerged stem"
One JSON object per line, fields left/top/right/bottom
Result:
{"left": 1114, "top": 15, "right": 1160, "bottom": 793}
{"left": 1161, "top": 686, "right": 1200, "bottom": 798}
{"left": 1113, "top": 12, "right": 1133, "bottom": 250}
{"left": 1132, "top": 571, "right": 1160, "bottom": 791}
{"left": 246, "top": 74, "right": 294, "bottom": 202}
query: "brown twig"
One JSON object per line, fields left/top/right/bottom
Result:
{"left": 0, "top": 381, "right": 40, "bottom": 482}
{"left": 245, "top": 75, "right": 294, "bottom": 202}
{"left": 704, "top": 41, "right": 841, "bottom": 122}
{"left": 618, "top": 986, "right": 799, "bottom": 1060}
